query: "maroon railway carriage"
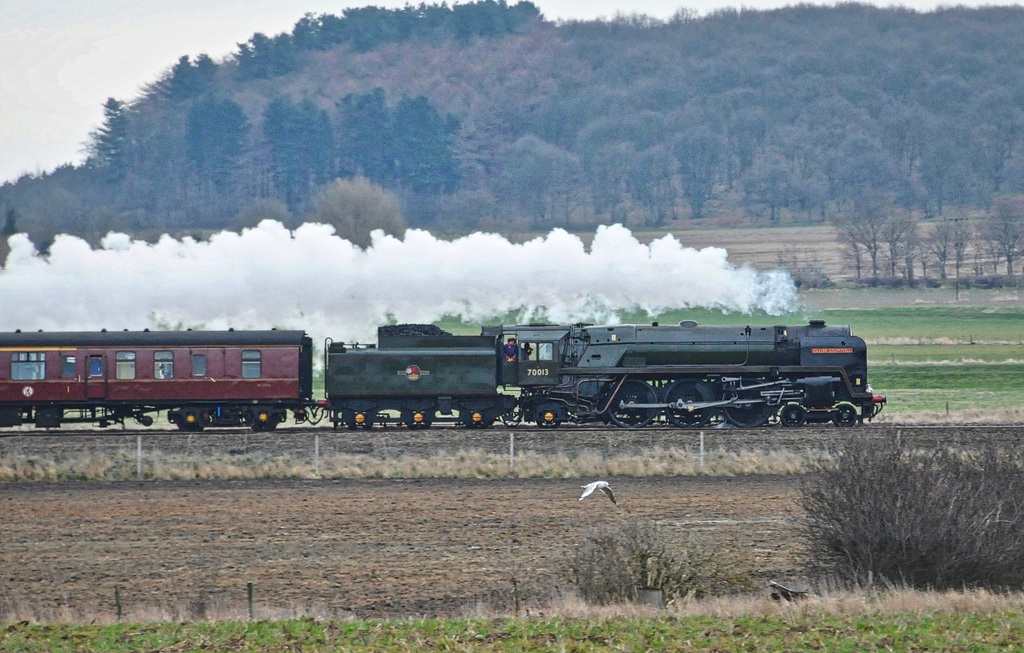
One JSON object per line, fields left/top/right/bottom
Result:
{"left": 0, "top": 329, "right": 314, "bottom": 431}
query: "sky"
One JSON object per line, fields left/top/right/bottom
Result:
{"left": 1, "top": 0, "right": 1016, "bottom": 184}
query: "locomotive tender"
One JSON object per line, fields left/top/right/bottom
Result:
{"left": 1, "top": 320, "right": 884, "bottom": 432}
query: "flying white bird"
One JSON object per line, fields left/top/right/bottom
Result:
{"left": 579, "top": 480, "right": 616, "bottom": 504}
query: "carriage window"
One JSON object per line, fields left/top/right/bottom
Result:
{"left": 115, "top": 351, "right": 136, "bottom": 380}
{"left": 62, "top": 355, "right": 76, "bottom": 377}
{"left": 11, "top": 352, "right": 46, "bottom": 380}
{"left": 241, "top": 350, "right": 261, "bottom": 379}
{"left": 192, "top": 354, "right": 207, "bottom": 377}
{"left": 89, "top": 356, "right": 104, "bottom": 377}
{"left": 154, "top": 351, "right": 174, "bottom": 379}
{"left": 538, "top": 342, "right": 554, "bottom": 361}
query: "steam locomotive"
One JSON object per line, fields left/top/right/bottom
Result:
{"left": 1, "top": 319, "right": 883, "bottom": 431}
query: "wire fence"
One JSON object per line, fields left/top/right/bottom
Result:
{"left": 0, "top": 424, "right": 1017, "bottom": 474}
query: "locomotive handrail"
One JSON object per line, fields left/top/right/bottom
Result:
{"left": 323, "top": 337, "right": 332, "bottom": 382}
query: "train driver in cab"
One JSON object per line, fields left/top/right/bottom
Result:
{"left": 504, "top": 337, "right": 519, "bottom": 361}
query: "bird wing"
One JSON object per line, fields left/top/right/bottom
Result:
{"left": 599, "top": 486, "right": 617, "bottom": 504}
{"left": 579, "top": 483, "right": 597, "bottom": 500}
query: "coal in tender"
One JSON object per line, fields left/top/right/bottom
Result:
{"left": 378, "top": 324, "right": 454, "bottom": 337}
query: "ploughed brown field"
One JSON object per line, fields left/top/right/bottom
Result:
{"left": 0, "top": 475, "right": 805, "bottom": 620}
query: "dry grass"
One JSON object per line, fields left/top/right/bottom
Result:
{"left": 0, "top": 593, "right": 349, "bottom": 625}
{"left": 466, "top": 586, "right": 1024, "bottom": 621}
{"left": 0, "top": 446, "right": 829, "bottom": 482}
{"left": 873, "top": 406, "right": 1024, "bottom": 425}
{"left": 6, "top": 583, "right": 1024, "bottom": 625}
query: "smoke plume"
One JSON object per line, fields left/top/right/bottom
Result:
{"left": 0, "top": 221, "right": 797, "bottom": 342}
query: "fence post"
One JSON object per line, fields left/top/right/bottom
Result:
{"left": 314, "top": 434, "right": 320, "bottom": 477}
{"left": 699, "top": 431, "right": 705, "bottom": 472}
{"left": 115, "top": 585, "right": 122, "bottom": 621}
{"left": 247, "top": 581, "right": 254, "bottom": 621}
{"left": 136, "top": 435, "right": 143, "bottom": 480}
{"left": 509, "top": 432, "right": 515, "bottom": 474}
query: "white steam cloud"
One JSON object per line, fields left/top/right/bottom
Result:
{"left": 0, "top": 221, "right": 796, "bottom": 342}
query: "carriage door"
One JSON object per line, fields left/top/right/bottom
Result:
{"left": 85, "top": 354, "right": 106, "bottom": 400}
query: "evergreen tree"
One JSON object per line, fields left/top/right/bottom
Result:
{"left": 337, "top": 89, "right": 394, "bottom": 184}
{"left": 235, "top": 33, "right": 296, "bottom": 80}
{"left": 88, "top": 98, "right": 130, "bottom": 183}
{"left": 186, "top": 96, "right": 250, "bottom": 191}
{"left": 392, "top": 96, "right": 459, "bottom": 194}
{"left": 263, "top": 98, "right": 334, "bottom": 209}
{"left": 2, "top": 207, "right": 16, "bottom": 235}
{"left": 165, "top": 54, "right": 217, "bottom": 100}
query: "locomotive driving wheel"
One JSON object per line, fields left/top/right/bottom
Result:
{"left": 721, "top": 379, "right": 772, "bottom": 428}
{"left": 664, "top": 379, "right": 714, "bottom": 428}
{"left": 606, "top": 379, "right": 658, "bottom": 428}
{"left": 723, "top": 402, "right": 772, "bottom": 428}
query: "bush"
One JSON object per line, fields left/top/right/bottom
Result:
{"left": 972, "top": 275, "right": 1018, "bottom": 289}
{"left": 802, "top": 436, "right": 1024, "bottom": 590}
{"left": 784, "top": 262, "right": 835, "bottom": 289}
{"left": 566, "top": 519, "right": 736, "bottom": 605}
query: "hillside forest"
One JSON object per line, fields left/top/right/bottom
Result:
{"left": 1, "top": 1, "right": 1024, "bottom": 285}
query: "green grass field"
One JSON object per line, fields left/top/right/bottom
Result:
{"left": 4, "top": 611, "right": 1024, "bottom": 652}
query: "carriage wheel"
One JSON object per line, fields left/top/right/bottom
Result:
{"left": 664, "top": 379, "right": 714, "bottom": 428}
{"left": 607, "top": 380, "right": 658, "bottom": 428}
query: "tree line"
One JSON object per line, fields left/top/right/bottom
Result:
{"left": 1, "top": 1, "right": 1023, "bottom": 280}
{"left": 833, "top": 195, "right": 1023, "bottom": 287}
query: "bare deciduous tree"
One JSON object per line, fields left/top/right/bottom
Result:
{"left": 881, "top": 208, "right": 918, "bottom": 280}
{"left": 952, "top": 215, "right": 972, "bottom": 284}
{"left": 925, "top": 217, "right": 954, "bottom": 280}
{"left": 979, "top": 195, "right": 1024, "bottom": 279}
{"left": 833, "top": 194, "right": 889, "bottom": 280}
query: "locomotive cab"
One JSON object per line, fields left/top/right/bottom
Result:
{"left": 491, "top": 325, "right": 570, "bottom": 427}
{"left": 493, "top": 325, "right": 568, "bottom": 388}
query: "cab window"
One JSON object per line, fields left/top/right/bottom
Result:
{"left": 537, "top": 342, "right": 554, "bottom": 361}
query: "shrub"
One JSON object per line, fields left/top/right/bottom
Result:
{"left": 785, "top": 262, "right": 835, "bottom": 289}
{"left": 566, "top": 519, "right": 736, "bottom": 605}
{"left": 802, "top": 435, "right": 1024, "bottom": 590}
